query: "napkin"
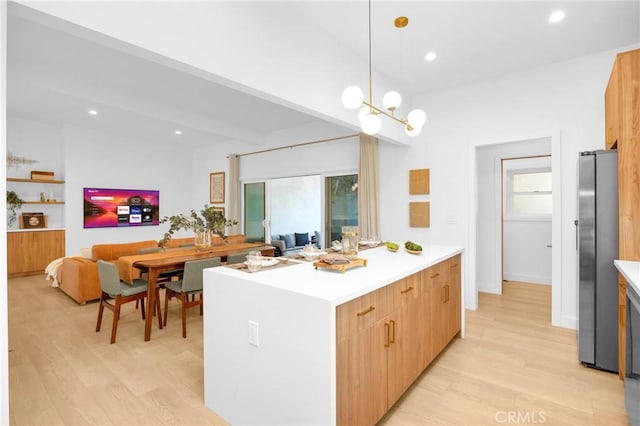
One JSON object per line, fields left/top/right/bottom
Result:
{"left": 319, "top": 253, "right": 350, "bottom": 265}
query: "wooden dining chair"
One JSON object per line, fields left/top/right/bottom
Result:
{"left": 96, "top": 260, "right": 162, "bottom": 344}
{"left": 163, "top": 257, "right": 221, "bottom": 338}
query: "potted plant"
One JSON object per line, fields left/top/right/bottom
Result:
{"left": 160, "top": 205, "right": 237, "bottom": 248}
{"left": 6, "top": 190, "right": 24, "bottom": 226}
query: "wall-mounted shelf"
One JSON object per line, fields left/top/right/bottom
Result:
{"left": 22, "top": 201, "right": 65, "bottom": 205}
{"left": 7, "top": 177, "right": 65, "bottom": 184}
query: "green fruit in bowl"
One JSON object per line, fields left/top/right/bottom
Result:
{"left": 386, "top": 242, "right": 399, "bottom": 251}
{"left": 404, "top": 241, "right": 423, "bottom": 252}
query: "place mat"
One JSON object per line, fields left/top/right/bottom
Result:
{"left": 225, "top": 258, "right": 299, "bottom": 273}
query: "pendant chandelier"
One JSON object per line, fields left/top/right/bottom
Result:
{"left": 341, "top": 0, "right": 426, "bottom": 137}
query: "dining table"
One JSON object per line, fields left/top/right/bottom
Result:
{"left": 117, "top": 242, "right": 275, "bottom": 341}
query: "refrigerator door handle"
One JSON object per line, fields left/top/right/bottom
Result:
{"left": 574, "top": 219, "right": 579, "bottom": 250}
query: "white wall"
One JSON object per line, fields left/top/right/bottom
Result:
{"left": 1, "top": 1, "right": 9, "bottom": 423}
{"left": 62, "top": 126, "right": 194, "bottom": 254}
{"left": 476, "top": 139, "right": 551, "bottom": 294}
{"left": 6, "top": 117, "right": 65, "bottom": 229}
{"left": 380, "top": 47, "right": 637, "bottom": 328}
{"left": 503, "top": 220, "right": 552, "bottom": 284}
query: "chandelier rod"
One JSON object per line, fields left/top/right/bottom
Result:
{"left": 368, "top": 0, "right": 373, "bottom": 112}
{"left": 363, "top": 101, "right": 410, "bottom": 127}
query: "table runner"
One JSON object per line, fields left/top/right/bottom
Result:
{"left": 117, "top": 242, "right": 274, "bottom": 282}
{"left": 117, "top": 247, "right": 198, "bottom": 282}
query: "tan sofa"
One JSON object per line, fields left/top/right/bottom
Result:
{"left": 56, "top": 236, "right": 245, "bottom": 304}
{"left": 57, "top": 238, "right": 192, "bottom": 304}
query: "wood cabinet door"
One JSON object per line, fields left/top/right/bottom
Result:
{"left": 336, "top": 319, "right": 387, "bottom": 426}
{"left": 426, "top": 262, "right": 450, "bottom": 355}
{"left": 7, "top": 230, "right": 64, "bottom": 277}
{"left": 386, "top": 275, "right": 421, "bottom": 406}
{"left": 447, "top": 255, "right": 462, "bottom": 340}
{"left": 336, "top": 287, "right": 389, "bottom": 426}
{"left": 605, "top": 59, "right": 620, "bottom": 149}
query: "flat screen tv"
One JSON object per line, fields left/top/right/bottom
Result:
{"left": 83, "top": 187, "right": 160, "bottom": 228}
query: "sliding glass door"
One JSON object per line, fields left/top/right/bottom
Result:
{"left": 244, "top": 182, "right": 265, "bottom": 242}
{"left": 325, "top": 174, "right": 358, "bottom": 247}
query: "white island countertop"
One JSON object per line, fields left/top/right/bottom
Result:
{"left": 614, "top": 260, "right": 640, "bottom": 295}
{"left": 208, "top": 244, "right": 463, "bottom": 306}
{"left": 203, "top": 244, "right": 464, "bottom": 425}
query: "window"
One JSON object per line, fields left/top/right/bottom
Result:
{"left": 506, "top": 168, "right": 552, "bottom": 218}
{"left": 503, "top": 156, "right": 552, "bottom": 220}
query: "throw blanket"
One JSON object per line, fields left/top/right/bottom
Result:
{"left": 44, "top": 257, "right": 65, "bottom": 287}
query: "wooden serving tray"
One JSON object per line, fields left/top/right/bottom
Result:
{"left": 313, "top": 258, "right": 367, "bottom": 273}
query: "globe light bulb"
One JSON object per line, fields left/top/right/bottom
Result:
{"left": 341, "top": 86, "right": 364, "bottom": 110}
{"left": 361, "top": 113, "right": 382, "bottom": 135}
{"left": 405, "top": 124, "right": 423, "bottom": 137}
{"left": 407, "top": 109, "right": 427, "bottom": 128}
{"left": 382, "top": 91, "right": 402, "bottom": 111}
{"left": 358, "top": 106, "right": 370, "bottom": 123}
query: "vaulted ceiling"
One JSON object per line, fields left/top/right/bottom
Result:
{"left": 7, "top": 1, "right": 640, "bottom": 148}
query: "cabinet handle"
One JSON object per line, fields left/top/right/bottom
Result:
{"left": 441, "top": 286, "right": 446, "bottom": 303}
{"left": 446, "top": 285, "right": 450, "bottom": 302}
{"left": 356, "top": 306, "right": 375, "bottom": 317}
{"left": 450, "top": 263, "right": 458, "bottom": 268}
{"left": 430, "top": 273, "right": 440, "bottom": 279}
{"left": 390, "top": 320, "right": 396, "bottom": 344}
{"left": 384, "top": 322, "right": 391, "bottom": 347}
{"left": 400, "top": 286, "right": 414, "bottom": 294}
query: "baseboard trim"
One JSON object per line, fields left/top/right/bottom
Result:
{"left": 503, "top": 272, "right": 551, "bottom": 285}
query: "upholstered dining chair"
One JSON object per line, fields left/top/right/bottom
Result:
{"left": 96, "top": 260, "right": 162, "bottom": 344}
{"left": 163, "top": 257, "right": 221, "bottom": 338}
{"left": 226, "top": 252, "right": 248, "bottom": 265}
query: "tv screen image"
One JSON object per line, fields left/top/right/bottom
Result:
{"left": 83, "top": 187, "right": 160, "bottom": 228}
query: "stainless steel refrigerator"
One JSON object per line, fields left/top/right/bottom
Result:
{"left": 577, "top": 149, "right": 619, "bottom": 373}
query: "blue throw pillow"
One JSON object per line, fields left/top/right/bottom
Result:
{"left": 271, "top": 234, "right": 281, "bottom": 242}
{"left": 283, "top": 233, "right": 296, "bottom": 248}
{"left": 295, "top": 232, "right": 309, "bottom": 246}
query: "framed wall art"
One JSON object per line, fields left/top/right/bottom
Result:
{"left": 210, "top": 172, "right": 225, "bottom": 204}
{"left": 409, "top": 168, "right": 430, "bottom": 194}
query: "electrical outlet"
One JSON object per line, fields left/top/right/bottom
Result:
{"left": 248, "top": 320, "right": 259, "bottom": 347}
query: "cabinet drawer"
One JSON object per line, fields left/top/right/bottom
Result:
{"left": 336, "top": 285, "right": 389, "bottom": 342}
{"left": 386, "top": 275, "right": 419, "bottom": 310}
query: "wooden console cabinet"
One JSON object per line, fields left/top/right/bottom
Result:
{"left": 7, "top": 230, "right": 65, "bottom": 278}
{"left": 336, "top": 254, "right": 461, "bottom": 425}
{"left": 606, "top": 48, "right": 640, "bottom": 379}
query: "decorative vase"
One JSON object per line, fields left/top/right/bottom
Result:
{"left": 194, "top": 230, "right": 211, "bottom": 250}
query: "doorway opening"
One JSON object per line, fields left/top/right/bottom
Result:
{"left": 474, "top": 136, "right": 559, "bottom": 325}
{"left": 501, "top": 156, "right": 552, "bottom": 292}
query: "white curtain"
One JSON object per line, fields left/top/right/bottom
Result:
{"left": 357, "top": 133, "right": 380, "bottom": 240}
{"left": 228, "top": 154, "right": 240, "bottom": 234}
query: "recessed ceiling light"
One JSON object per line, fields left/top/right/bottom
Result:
{"left": 549, "top": 10, "right": 565, "bottom": 23}
{"left": 88, "top": 109, "right": 98, "bottom": 116}
{"left": 425, "top": 51, "right": 437, "bottom": 62}
{"left": 174, "top": 130, "right": 182, "bottom": 135}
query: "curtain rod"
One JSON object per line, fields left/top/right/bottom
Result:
{"left": 231, "top": 133, "right": 359, "bottom": 158}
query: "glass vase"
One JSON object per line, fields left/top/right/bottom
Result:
{"left": 194, "top": 230, "right": 211, "bottom": 251}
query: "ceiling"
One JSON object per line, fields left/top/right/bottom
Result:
{"left": 7, "top": 1, "right": 640, "bottom": 149}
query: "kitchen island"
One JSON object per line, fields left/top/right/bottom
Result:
{"left": 203, "top": 244, "right": 464, "bottom": 425}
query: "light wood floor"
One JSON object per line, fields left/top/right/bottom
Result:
{"left": 8, "top": 277, "right": 627, "bottom": 425}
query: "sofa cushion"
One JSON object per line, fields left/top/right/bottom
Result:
{"left": 271, "top": 234, "right": 281, "bottom": 242}
{"left": 295, "top": 232, "right": 309, "bottom": 246}
{"left": 282, "top": 233, "right": 296, "bottom": 248}
{"left": 92, "top": 240, "right": 159, "bottom": 261}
